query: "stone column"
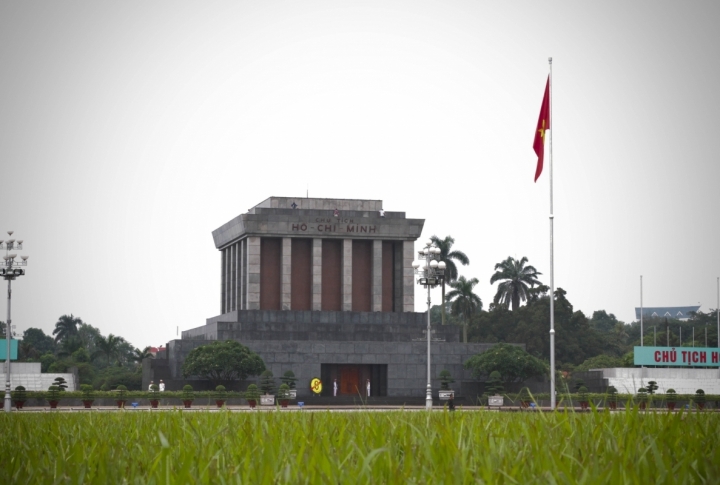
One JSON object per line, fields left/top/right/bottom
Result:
{"left": 230, "top": 243, "right": 236, "bottom": 311}
{"left": 241, "top": 239, "right": 247, "bottom": 310}
{"left": 239, "top": 239, "right": 245, "bottom": 310}
{"left": 221, "top": 248, "right": 227, "bottom": 314}
{"left": 312, "top": 238, "right": 322, "bottom": 311}
{"left": 342, "top": 239, "right": 352, "bottom": 311}
{"left": 402, "top": 240, "right": 415, "bottom": 312}
{"left": 372, "top": 240, "right": 382, "bottom": 312}
{"left": 247, "top": 237, "right": 261, "bottom": 310}
{"left": 281, "top": 238, "right": 292, "bottom": 310}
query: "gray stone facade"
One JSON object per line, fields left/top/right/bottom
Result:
{"left": 155, "top": 311, "right": 498, "bottom": 398}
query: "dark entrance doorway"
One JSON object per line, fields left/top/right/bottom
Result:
{"left": 320, "top": 364, "right": 387, "bottom": 397}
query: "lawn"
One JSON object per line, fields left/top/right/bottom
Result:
{"left": 1, "top": 409, "right": 718, "bottom": 484}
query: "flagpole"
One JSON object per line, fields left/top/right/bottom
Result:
{"left": 548, "top": 56, "right": 556, "bottom": 410}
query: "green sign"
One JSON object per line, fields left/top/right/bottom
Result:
{"left": 634, "top": 346, "right": 720, "bottom": 367}
{"left": 0, "top": 339, "right": 19, "bottom": 360}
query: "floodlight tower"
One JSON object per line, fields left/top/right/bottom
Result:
{"left": 2, "top": 232, "right": 28, "bottom": 413}
{"left": 412, "top": 239, "right": 445, "bottom": 410}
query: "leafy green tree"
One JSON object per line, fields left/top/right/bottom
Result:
{"left": 57, "top": 335, "right": 83, "bottom": 359}
{"left": 574, "top": 354, "right": 624, "bottom": 372}
{"left": 469, "top": 288, "right": 608, "bottom": 366}
{"left": 19, "top": 340, "right": 40, "bottom": 361}
{"left": 52, "top": 314, "right": 83, "bottom": 343}
{"left": 430, "top": 235, "right": 469, "bottom": 325}
{"left": 182, "top": 340, "right": 265, "bottom": 385}
{"left": 464, "top": 343, "right": 548, "bottom": 383}
{"left": 39, "top": 352, "right": 56, "bottom": 372}
{"left": 590, "top": 310, "right": 621, "bottom": 334}
{"left": 77, "top": 322, "right": 102, "bottom": 356}
{"left": 490, "top": 256, "right": 542, "bottom": 311}
{"left": 445, "top": 276, "right": 482, "bottom": 343}
{"left": 71, "top": 347, "right": 91, "bottom": 363}
{"left": 92, "top": 334, "right": 122, "bottom": 366}
{"left": 21, "top": 327, "right": 56, "bottom": 356}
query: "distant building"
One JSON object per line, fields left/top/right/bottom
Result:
{"left": 634, "top": 306, "right": 701, "bottom": 321}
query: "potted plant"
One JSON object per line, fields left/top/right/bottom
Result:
{"left": 278, "top": 384, "right": 291, "bottom": 408}
{"left": 47, "top": 385, "right": 61, "bottom": 409}
{"left": 694, "top": 389, "right": 706, "bottom": 410}
{"left": 149, "top": 383, "right": 160, "bottom": 408}
{"left": 281, "top": 371, "right": 297, "bottom": 399}
{"left": 665, "top": 389, "right": 677, "bottom": 411}
{"left": 13, "top": 386, "right": 27, "bottom": 410}
{"left": 259, "top": 370, "right": 275, "bottom": 402}
{"left": 214, "top": 385, "right": 227, "bottom": 408}
{"left": 245, "top": 384, "right": 260, "bottom": 409}
{"left": 116, "top": 385, "right": 128, "bottom": 408}
{"left": 578, "top": 386, "right": 589, "bottom": 410}
{"left": 646, "top": 381, "right": 658, "bottom": 395}
{"left": 636, "top": 388, "right": 648, "bottom": 410}
{"left": 182, "top": 384, "right": 194, "bottom": 408}
{"left": 518, "top": 387, "right": 532, "bottom": 409}
{"left": 80, "top": 384, "right": 94, "bottom": 408}
{"left": 53, "top": 376, "right": 69, "bottom": 391}
{"left": 606, "top": 386, "right": 618, "bottom": 410}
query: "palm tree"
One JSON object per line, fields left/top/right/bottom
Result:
{"left": 132, "top": 346, "right": 153, "bottom": 365}
{"left": 445, "top": 276, "right": 482, "bottom": 343}
{"left": 52, "top": 314, "right": 83, "bottom": 343}
{"left": 490, "top": 256, "right": 542, "bottom": 311}
{"left": 430, "top": 235, "right": 470, "bottom": 325}
{"left": 92, "top": 334, "right": 122, "bottom": 366}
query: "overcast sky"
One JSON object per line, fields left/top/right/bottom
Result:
{"left": 2, "top": 1, "right": 719, "bottom": 350}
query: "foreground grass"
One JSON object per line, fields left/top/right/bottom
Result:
{"left": 1, "top": 409, "right": 718, "bottom": 484}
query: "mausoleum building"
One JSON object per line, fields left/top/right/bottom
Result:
{"left": 147, "top": 197, "right": 496, "bottom": 400}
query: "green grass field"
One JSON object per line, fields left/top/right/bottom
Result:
{"left": 2, "top": 409, "right": 718, "bottom": 484}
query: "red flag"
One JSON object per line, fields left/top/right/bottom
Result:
{"left": 533, "top": 76, "right": 551, "bottom": 182}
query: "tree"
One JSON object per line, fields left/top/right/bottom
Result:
{"left": 464, "top": 343, "right": 548, "bottom": 383}
{"left": 21, "top": 327, "right": 56, "bottom": 356}
{"left": 92, "top": 334, "right": 122, "bottom": 366}
{"left": 259, "top": 370, "right": 275, "bottom": 395}
{"left": 52, "top": 314, "right": 83, "bottom": 343}
{"left": 574, "top": 354, "right": 624, "bottom": 372}
{"left": 430, "top": 235, "right": 469, "bottom": 325}
{"left": 57, "top": 335, "right": 83, "bottom": 359}
{"left": 485, "top": 371, "right": 504, "bottom": 395}
{"left": 445, "top": 276, "right": 482, "bottom": 343}
{"left": 489, "top": 256, "right": 542, "bottom": 311}
{"left": 182, "top": 340, "right": 265, "bottom": 385}
{"left": 132, "top": 346, "right": 153, "bottom": 365}
{"left": 590, "top": 310, "right": 621, "bottom": 334}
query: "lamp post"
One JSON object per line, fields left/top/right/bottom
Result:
{"left": 412, "top": 239, "right": 445, "bottom": 410}
{"left": 2, "top": 232, "right": 28, "bottom": 413}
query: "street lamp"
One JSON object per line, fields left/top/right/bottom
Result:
{"left": 412, "top": 239, "right": 445, "bottom": 410}
{"left": 2, "top": 231, "right": 28, "bottom": 413}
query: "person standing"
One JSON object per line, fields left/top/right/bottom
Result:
{"left": 366, "top": 379, "right": 371, "bottom": 398}
{"left": 148, "top": 380, "right": 154, "bottom": 392}
{"left": 333, "top": 379, "right": 338, "bottom": 397}
{"left": 159, "top": 380, "right": 165, "bottom": 392}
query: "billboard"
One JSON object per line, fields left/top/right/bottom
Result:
{"left": 634, "top": 346, "right": 720, "bottom": 367}
{"left": 0, "top": 339, "right": 19, "bottom": 360}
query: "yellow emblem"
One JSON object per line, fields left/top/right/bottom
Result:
{"left": 310, "top": 378, "right": 322, "bottom": 394}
